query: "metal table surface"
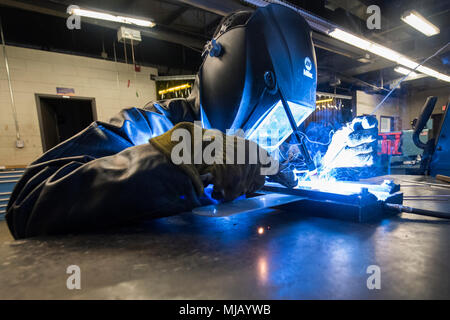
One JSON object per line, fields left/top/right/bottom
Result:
{"left": 0, "top": 175, "right": 449, "bottom": 299}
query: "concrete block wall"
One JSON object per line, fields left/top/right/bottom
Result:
{"left": 0, "top": 45, "right": 158, "bottom": 166}
{"left": 357, "top": 86, "right": 449, "bottom": 132}
{"left": 356, "top": 90, "right": 404, "bottom": 130}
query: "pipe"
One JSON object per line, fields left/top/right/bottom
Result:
{"left": 177, "top": 0, "right": 249, "bottom": 16}
{"left": 176, "top": 0, "right": 372, "bottom": 61}
{"left": 138, "top": 27, "right": 205, "bottom": 50}
{"left": 317, "top": 91, "right": 352, "bottom": 100}
{"left": 179, "top": 0, "right": 337, "bottom": 34}
{"left": 0, "top": 17, "right": 22, "bottom": 145}
{"left": 242, "top": 0, "right": 337, "bottom": 33}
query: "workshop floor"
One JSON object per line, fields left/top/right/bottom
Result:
{"left": 0, "top": 175, "right": 449, "bottom": 299}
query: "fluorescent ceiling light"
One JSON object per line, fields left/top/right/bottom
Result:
{"left": 393, "top": 66, "right": 426, "bottom": 80}
{"left": 394, "top": 66, "right": 417, "bottom": 76}
{"left": 328, "top": 28, "right": 450, "bottom": 82}
{"left": 401, "top": 10, "right": 440, "bottom": 37}
{"left": 70, "top": 7, "right": 155, "bottom": 27}
{"left": 368, "top": 44, "right": 400, "bottom": 62}
{"left": 328, "top": 28, "right": 370, "bottom": 50}
{"left": 417, "top": 66, "right": 450, "bottom": 82}
{"left": 396, "top": 57, "right": 419, "bottom": 70}
{"left": 158, "top": 83, "right": 191, "bottom": 95}
{"left": 316, "top": 98, "right": 333, "bottom": 104}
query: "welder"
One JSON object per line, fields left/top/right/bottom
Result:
{"left": 6, "top": 4, "right": 376, "bottom": 239}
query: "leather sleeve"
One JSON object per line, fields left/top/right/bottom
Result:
{"left": 6, "top": 101, "right": 201, "bottom": 239}
{"left": 6, "top": 143, "right": 201, "bottom": 239}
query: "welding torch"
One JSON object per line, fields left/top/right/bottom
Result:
{"left": 278, "top": 89, "right": 317, "bottom": 175}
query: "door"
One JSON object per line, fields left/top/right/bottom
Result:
{"left": 36, "top": 95, "right": 97, "bottom": 152}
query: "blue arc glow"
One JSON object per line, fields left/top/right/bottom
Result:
{"left": 246, "top": 100, "right": 315, "bottom": 152}
{"left": 290, "top": 116, "right": 384, "bottom": 199}
{"left": 293, "top": 174, "right": 393, "bottom": 201}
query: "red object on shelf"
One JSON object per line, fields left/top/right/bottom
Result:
{"left": 379, "top": 132, "right": 402, "bottom": 155}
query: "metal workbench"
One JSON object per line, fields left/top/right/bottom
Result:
{"left": 0, "top": 175, "right": 449, "bottom": 299}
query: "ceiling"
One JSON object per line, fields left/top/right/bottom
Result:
{"left": 0, "top": 0, "right": 449, "bottom": 95}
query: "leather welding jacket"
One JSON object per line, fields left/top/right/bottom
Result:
{"left": 6, "top": 96, "right": 205, "bottom": 239}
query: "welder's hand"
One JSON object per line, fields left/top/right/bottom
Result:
{"left": 151, "top": 122, "right": 276, "bottom": 201}
{"left": 198, "top": 157, "right": 266, "bottom": 201}
{"left": 266, "top": 162, "right": 298, "bottom": 188}
{"left": 321, "top": 116, "right": 378, "bottom": 170}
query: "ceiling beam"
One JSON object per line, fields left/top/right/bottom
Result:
{"left": 0, "top": 0, "right": 206, "bottom": 49}
{"left": 177, "top": 0, "right": 248, "bottom": 16}
{"left": 161, "top": 5, "right": 189, "bottom": 25}
{"left": 204, "top": 16, "right": 222, "bottom": 35}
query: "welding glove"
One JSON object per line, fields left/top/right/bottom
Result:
{"left": 321, "top": 116, "right": 378, "bottom": 172}
{"left": 266, "top": 161, "right": 298, "bottom": 188}
{"left": 151, "top": 122, "right": 276, "bottom": 201}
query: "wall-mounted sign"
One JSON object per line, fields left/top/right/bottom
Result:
{"left": 56, "top": 87, "right": 75, "bottom": 96}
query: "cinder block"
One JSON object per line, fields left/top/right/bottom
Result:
{"left": 1, "top": 45, "right": 157, "bottom": 164}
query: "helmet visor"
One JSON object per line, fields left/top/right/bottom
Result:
{"left": 245, "top": 95, "right": 315, "bottom": 152}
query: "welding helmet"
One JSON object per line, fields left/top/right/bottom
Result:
{"left": 196, "top": 3, "right": 317, "bottom": 152}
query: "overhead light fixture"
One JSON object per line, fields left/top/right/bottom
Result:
{"left": 328, "top": 28, "right": 370, "bottom": 50}
{"left": 417, "top": 66, "right": 450, "bottom": 82}
{"left": 396, "top": 57, "right": 419, "bottom": 70}
{"left": 328, "top": 28, "right": 450, "bottom": 82}
{"left": 316, "top": 98, "right": 333, "bottom": 104}
{"left": 357, "top": 57, "right": 371, "bottom": 63}
{"left": 368, "top": 44, "right": 400, "bottom": 62}
{"left": 394, "top": 66, "right": 416, "bottom": 76}
{"left": 401, "top": 10, "right": 440, "bottom": 37}
{"left": 394, "top": 66, "right": 424, "bottom": 79}
{"left": 158, "top": 83, "right": 191, "bottom": 95}
{"left": 69, "top": 7, "right": 155, "bottom": 27}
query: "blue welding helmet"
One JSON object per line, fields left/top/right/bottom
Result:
{"left": 197, "top": 3, "right": 317, "bottom": 152}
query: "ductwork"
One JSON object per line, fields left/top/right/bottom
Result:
{"left": 177, "top": 0, "right": 249, "bottom": 16}
{"left": 176, "top": 0, "right": 362, "bottom": 59}
{"left": 177, "top": 0, "right": 338, "bottom": 34}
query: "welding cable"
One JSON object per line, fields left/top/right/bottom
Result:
{"left": 278, "top": 131, "right": 334, "bottom": 163}
{"left": 299, "top": 130, "right": 334, "bottom": 146}
{"left": 371, "top": 42, "right": 450, "bottom": 115}
{"left": 385, "top": 203, "right": 450, "bottom": 220}
{"left": 404, "top": 195, "right": 450, "bottom": 198}
{"left": 398, "top": 179, "right": 450, "bottom": 190}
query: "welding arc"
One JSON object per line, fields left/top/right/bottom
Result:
{"left": 385, "top": 203, "right": 450, "bottom": 220}
{"left": 299, "top": 130, "right": 334, "bottom": 146}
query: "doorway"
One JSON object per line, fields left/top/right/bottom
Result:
{"left": 36, "top": 94, "right": 97, "bottom": 152}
